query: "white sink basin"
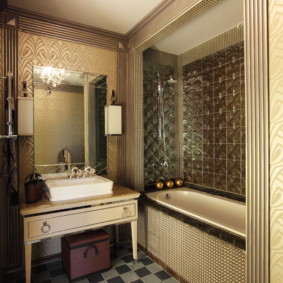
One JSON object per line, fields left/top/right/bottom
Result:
{"left": 45, "top": 176, "right": 113, "bottom": 202}
{"left": 42, "top": 172, "right": 69, "bottom": 180}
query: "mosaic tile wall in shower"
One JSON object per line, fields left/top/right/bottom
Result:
{"left": 183, "top": 41, "right": 245, "bottom": 195}
{"left": 143, "top": 49, "right": 177, "bottom": 185}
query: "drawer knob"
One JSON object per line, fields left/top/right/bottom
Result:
{"left": 41, "top": 221, "right": 51, "bottom": 233}
{"left": 122, "top": 207, "right": 132, "bottom": 217}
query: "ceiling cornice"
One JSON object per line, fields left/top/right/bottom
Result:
{"left": 5, "top": 6, "right": 126, "bottom": 41}
{"left": 126, "top": 0, "right": 175, "bottom": 40}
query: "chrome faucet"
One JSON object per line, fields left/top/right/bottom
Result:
{"left": 68, "top": 166, "right": 96, "bottom": 178}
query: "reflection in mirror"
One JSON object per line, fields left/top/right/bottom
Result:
{"left": 33, "top": 67, "right": 107, "bottom": 175}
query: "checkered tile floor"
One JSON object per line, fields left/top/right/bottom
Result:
{"left": 3, "top": 241, "right": 179, "bottom": 282}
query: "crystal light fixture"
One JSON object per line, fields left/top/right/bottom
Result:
{"left": 38, "top": 67, "right": 67, "bottom": 87}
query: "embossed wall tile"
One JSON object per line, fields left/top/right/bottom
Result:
{"left": 227, "top": 160, "right": 241, "bottom": 177}
{"left": 227, "top": 127, "right": 241, "bottom": 144}
{"left": 213, "top": 81, "right": 226, "bottom": 96}
{"left": 202, "top": 71, "right": 213, "bottom": 87}
{"left": 183, "top": 92, "right": 195, "bottom": 105}
{"left": 226, "top": 92, "right": 241, "bottom": 111}
{"left": 193, "top": 159, "right": 203, "bottom": 171}
{"left": 227, "top": 110, "right": 241, "bottom": 127}
{"left": 240, "top": 143, "right": 246, "bottom": 161}
{"left": 227, "top": 144, "right": 241, "bottom": 160}
{"left": 203, "top": 129, "right": 214, "bottom": 144}
{"left": 183, "top": 41, "right": 244, "bottom": 195}
{"left": 226, "top": 78, "right": 241, "bottom": 96}
{"left": 203, "top": 113, "right": 214, "bottom": 129}
{"left": 240, "top": 61, "right": 245, "bottom": 74}
{"left": 191, "top": 115, "right": 203, "bottom": 130}
{"left": 190, "top": 59, "right": 202, "bottom": 75}
{"left": 202, "top": 55, "right": 213, "bottom": 71}
{"left": 203, "top": 98, "right": 214, "bottom": 115}
{"left": 214, "top": 144, "right": 227, "bottom": 160}
{"left": 240, "top": 160, "right": 246, "bottom": 178}
{"left": 192, "top": 146, "right": 203, "bottom": 159}
{"left": 192, "top": 170, "right": 203, "bottom": 184}
{"left": 214, "top": 112, "right": 227, "bottom": 128}
{"left": 214, "top": 128, "right": 227, "bottom": 144}
{"left": 203, "top": 158, "right": 214, "bottom": 173}
{"left": 241, "top": 127, "right": 246, "bottom": 144}
{"left": 213, "top": 71, "right": 226, "bottom": 85}
{"left": 202, "top": 172, "right": 214, "bottom": 187}
{"left": 225, "top": 61, "right": 241, "bottom": 79}
{"left": 190, "top": 101, "right": 203, "bottom": 115}
{"left": 227, "top": 176, "right": 241, "bottom": 194}
{"left": 214, "top": 159, "right": 227, "bottom": 175}
{"left": 213, "top": 50, "right": 226, "bottom": 68}
{"left": 214, "top": 174, "right": 227, "bottom": 190}
{"left": 203, "top": 85, "right": 213, "bottom": 100}
{"left": 213, "top": 96, "right": 226, "bottom": 113}
{"left": 143, "top": 55, "right": 176, "bottom": 183}
{"left": 203, "top": 144, "right": 214, "bottom": 159}
{"left": 240, "top": 75, "right": 245, "bottom": 94}
{"left": 226, "top": 44, "right": 241, "bottom": 62}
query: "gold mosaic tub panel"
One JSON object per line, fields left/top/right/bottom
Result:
{"left": 138, "top": 205, "right": 246, "bottom": 283}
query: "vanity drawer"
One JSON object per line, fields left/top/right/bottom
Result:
{"left": 24, "top": 201, "right": 137, "bottom": 241}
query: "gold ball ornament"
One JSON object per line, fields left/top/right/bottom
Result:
{"left": 175, "top": 179, "right": 184, "bottom": 187}
{"left": 165, "top": 180, "right": 174, "bottom": 188}
{"left": 155, "top": 181, "right": 164, "bottom": 189}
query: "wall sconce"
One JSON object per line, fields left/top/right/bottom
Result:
{"left": 18, "top": 97, "right": 33, "bottom": 136}
{"left": 105, "top": 90, "right": 122, "bottom": 135}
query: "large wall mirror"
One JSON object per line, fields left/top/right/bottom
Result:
{"left": 33, "top": 67, "right": 107, "bottom": 175}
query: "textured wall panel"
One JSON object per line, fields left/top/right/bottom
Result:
{"left": 18, "top": 31, "right": 118, "bottom": 259}
{"left": 244, "top": 1, "right": 269, "bottom": 282}
{"left": 182, "top": 40, "right": 245, "bottom": 195}
{"left": 143, "top": 49, "right": 177, "bottom": 184}
{"left": 269, "top": 0, "right": 283, "bottom": 282}
{"left": 141, "top": 206, "right": 246, "bottom": 282}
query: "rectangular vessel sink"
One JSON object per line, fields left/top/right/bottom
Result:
{"left": 45, "top": 176, "right": 113, "bottom": 202}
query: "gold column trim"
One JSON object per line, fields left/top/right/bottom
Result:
{"left": 244, "top": 0, "right": 269, "bottom": 282}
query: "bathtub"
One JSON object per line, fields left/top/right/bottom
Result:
{"left": 146, "top": 188, "right": 246, "bottom": 238}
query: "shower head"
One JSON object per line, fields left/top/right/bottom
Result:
{"left": 167, "top": 75, "right": 177, "bottom": 84}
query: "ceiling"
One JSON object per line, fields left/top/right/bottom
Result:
{"left": 7, "top": 0, "right": 243, "bottom": 55}
{"left": 7, "top": 0, "right": 164, "bottom": 34}
{"left": 153, "top": 0, "right": 243, "bottom": 55}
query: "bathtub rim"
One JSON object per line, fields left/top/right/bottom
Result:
{"left": 144, "top": 187, "right": 246, "bottom": 248}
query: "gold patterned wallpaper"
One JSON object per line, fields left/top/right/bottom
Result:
{"left": 269, "top": 0, "right": 283, "bottom": 281}
{"left": 18, "top": 32, "right": 117, "bottom": 258}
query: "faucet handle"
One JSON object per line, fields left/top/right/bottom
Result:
{"left": 89, "top": 168, "right": 96, "bottom": 176}
{"left": 71, "top": 167, "right": 79, "bottom": 173}
{"left": 83, "top": 166, "right": 96, "bottom": 177}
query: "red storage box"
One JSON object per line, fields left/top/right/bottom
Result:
{"left": 61, "top": 229, "right": 110, "bottom": 280}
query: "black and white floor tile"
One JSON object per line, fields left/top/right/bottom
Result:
{"left": 3, "top": 241, "right": 178, "bottom": 283}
